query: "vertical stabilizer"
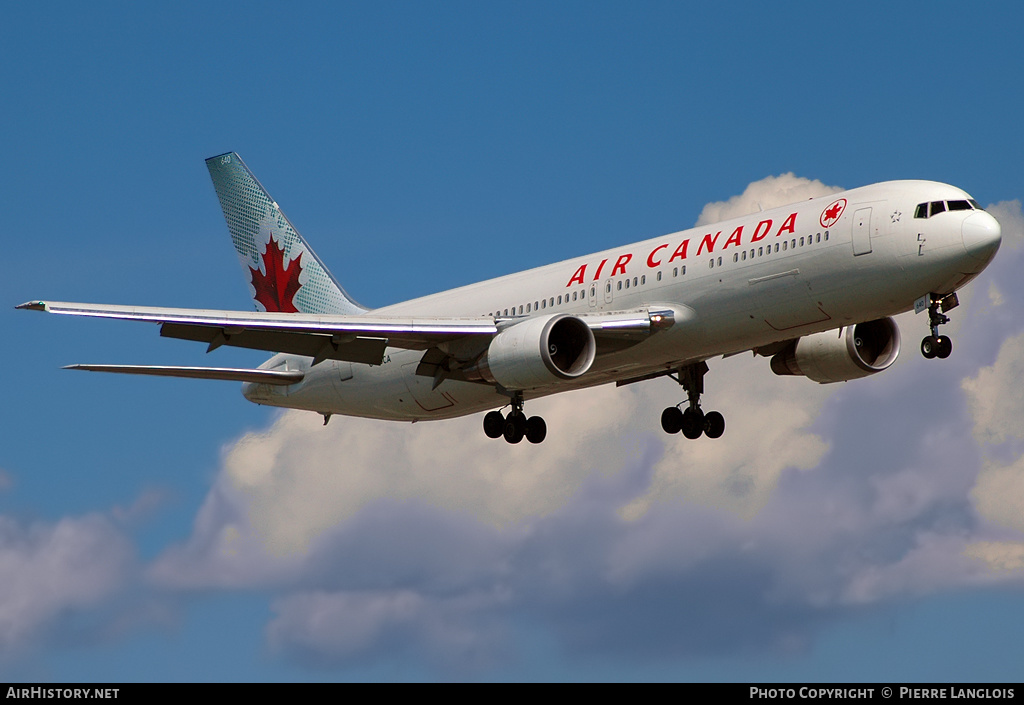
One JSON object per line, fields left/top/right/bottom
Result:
{"left": 206, "top": 152, "right": 367, "bottom": 315}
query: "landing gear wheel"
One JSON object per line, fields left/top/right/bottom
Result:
{"left": 680, "top": 407, "right": 705, "bottom": 440}
{"left": 483, "top": 410, "right": 505, "bottom": 439}
{"left": 661, "top": 407, "right": 683, "bottom": 434}
{"left": 921, "top": 336, "right": 938, "bottom": 359}
{"left": 922, "top": 293, "right": 956, "bottom": 360}
{"left": 525, "top": 416, "right": 547, "bottom": 444}
{"left": 703, "top": 411, "right": 725, "bottom": 439}
{"left": 503, "top": 412, "right": 526, "bottom": 444}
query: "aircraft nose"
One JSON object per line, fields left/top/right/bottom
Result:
{"left": 962, "top": 211, "right": 1001, "bottom": 268}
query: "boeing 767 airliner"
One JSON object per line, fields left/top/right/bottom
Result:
{"left": 19, "top": 153, "right": 1002, "bottom": 443}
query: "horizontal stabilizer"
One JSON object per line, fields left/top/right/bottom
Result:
{"left": 64, "top": 364, "right": 304, "bottom": 385}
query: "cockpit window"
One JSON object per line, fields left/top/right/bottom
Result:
{"left": 914, "top": 198, "right": 985, "bottom": 219}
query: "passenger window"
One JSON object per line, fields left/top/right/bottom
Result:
{"left": 656, "top": 271, "right": 662, "bottom": 281}
{"left": 624, "top": 278, "right": 630, "bottom": 289}
{"left": 526, "top": 303, "right": 531, "bottom": 313}
{"left": 782, "top": 241, "right": 787, "bottom": 251}
{"left": 800, "top": 237, "right": 804, "bottom": 246}
{"left": 930, "top": 201, "right": 946, "bottom": 217}
{"left": 541, "top": 299, "right": 546, "bottom": 309}
{"left": 682, "top": 265, "right": 686, "bottom": 275}
{"left": 632, "top": 277, "right": 638, "bottom": 287}
{"left": 758, "top": 246, "right": 763, "bottom": 256}
{"left": 791, "top": 239, "right": 796, "bottom": 249}
{"left": 617, "top": 281, "right": 622, "bottom": 290}
{"left": 641, "top": 275, "right": 646, "bottom": 285}
{"left": 816, "top": 233, "right": 820, "bottom": 243}
{"left": 550, "top": 297, "right": 554, "bottom": 307}
{"left": 734, "top": 253, "right": 739, "bottom": 263}
{"left": 709, "top": 259, "right": 714, "bottom": 269}
{"left": 673, "top": 267, "right": 678, "bottom": 277}
{"left": 518, "top": 305, "right": 523, "bottom": 314}
{"left": 824, "top": 231, "right": 829, "bottom": 241}
{"left": 717, "top": 257, "right": 722, "bottom": 267}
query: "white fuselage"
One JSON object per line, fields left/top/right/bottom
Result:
{"left": 244, "top": 180, "right": 1000, "bottom": 420}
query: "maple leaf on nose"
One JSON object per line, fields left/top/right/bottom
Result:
{"left": 250, "top": 236, "right": 303, "bottom": 313}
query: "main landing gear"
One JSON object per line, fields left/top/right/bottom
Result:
{"left": 921, "top": 293, "right": 957, "bottom": 360}
{"left": 483, "top": 392, "right": 547, "bottom": 444}
{"left": 660, "top": 362, "right": 725, "bottom": 440}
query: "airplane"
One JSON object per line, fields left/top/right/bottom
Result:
{"left": 18, "top": 153, "right": 1002, "bottom": 444}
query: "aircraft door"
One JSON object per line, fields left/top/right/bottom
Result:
{"left": 852, "top": 207, "right": 873, "bottom": 256}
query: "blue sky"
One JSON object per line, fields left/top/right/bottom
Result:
{"left": 3, "top": 1, "right": 1024, "bottom": 681}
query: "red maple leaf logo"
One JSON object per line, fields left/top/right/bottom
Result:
{"left": 820, "top": 198, "right": 847, "bottom": 228}
{"left": 250, "top": 236, "right": 302, "bottom": 313}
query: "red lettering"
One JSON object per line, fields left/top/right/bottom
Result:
{"left": 668, "top": 239, "right": 689, "bottom": 262}
{"left": 647, "top": 244, "right": 668, "bottom": 268}
{"left": 723, "top": 226, "right": 743, "bottom": 249}
{"left": 751, "top": 219, "right": 773, "bottom": 242}
{"left": 567, "top": 264, "right": 586, "bottom": 287}
{"left": 777, "top": 212, "right": 797, "bottom": 236}
{"left": 611, "top": 253, "right": 632, "bottom": 277}
{"left": 592, "top": 258, "right": 608, "bottom": 281}
{"left": 696, "top": 231, "right": 721, "bottom": 256}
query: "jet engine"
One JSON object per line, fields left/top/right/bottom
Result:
{"left": 464, "top": 313, "right": 596, "bottom": 390}
{"left": 770, "top": 317, "right": 901, "bottom": 384}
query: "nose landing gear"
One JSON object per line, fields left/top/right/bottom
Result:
{"left": 660, "top": 362, "right": 725, "bottom": 440}
{"left": 483, "top": 392, "right": 547, "bottom": 444}
{"left": 920, "top": 293, "right": 957, "bottom": 359}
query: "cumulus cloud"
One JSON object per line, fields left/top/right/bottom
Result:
{"left": 0, "top": 513, "right": 134, "bottom": 654}
{"left": 962, "top": 332, "right": 1024, "bottom": 446}
{"left": 147, "top": 174, "right": 1024, "bottom": 672}
{"left": 695, "top": 173, "right": 843, "bottom": 225}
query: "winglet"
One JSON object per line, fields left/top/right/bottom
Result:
{"left": 16, "top": 301, "right": 48, "bottom": 312}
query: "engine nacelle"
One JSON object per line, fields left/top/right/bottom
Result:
{"left": 770, "top": 317, "right": 901, "bottom": 384}
{"left": 465, "top": 313, "right": 596, "bottom": 390}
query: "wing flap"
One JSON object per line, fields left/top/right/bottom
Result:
{"left": 159, "top": 323, "right": 389, "bottom": 365}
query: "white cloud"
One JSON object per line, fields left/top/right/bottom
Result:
{"left": 695, "top": 173, "right": 843, "bottom": 225}
{"left": 267, "top": 588, "right": 508, "bottom": 671}
{"left": 0, "top": 513, "right": 133, "bottom": 654}
{"left": 964, "top": 541, "right": 1024, "bottom": 573}
{"left": 988, "top": 200, "right": 1023, "bottom": 250}
{"left": 962, "top": 332, "right": 1024, "bottom": 446}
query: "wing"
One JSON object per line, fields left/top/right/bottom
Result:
{"left": 17, "top": 300, "right": 675, "bottom": 366}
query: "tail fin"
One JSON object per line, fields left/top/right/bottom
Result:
{"left": 205, "top": 152, "right": 367, "bottom": 315}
